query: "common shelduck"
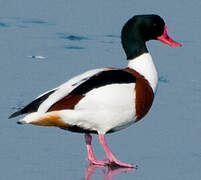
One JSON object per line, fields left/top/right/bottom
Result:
{"left": 9, "top": 14, "right": 181, "bottom": 168}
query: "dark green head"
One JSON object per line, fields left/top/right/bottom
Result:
{"left": 121, "top": 14, "right": 181, "bottom": 60}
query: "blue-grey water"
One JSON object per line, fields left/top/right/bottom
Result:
{"left": 1, "top": 0, "right": 201, "bottom": 179}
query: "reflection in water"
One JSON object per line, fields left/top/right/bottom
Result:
{"left": 85, "top": 164, "right": 134, "bottom": 180}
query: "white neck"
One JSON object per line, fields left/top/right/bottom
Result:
{"left": 128, "top": 53, "right": 158, "bottom": 92}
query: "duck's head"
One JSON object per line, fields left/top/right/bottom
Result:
{"left": 121, "top": 14, "right": 181, "bottom": 60}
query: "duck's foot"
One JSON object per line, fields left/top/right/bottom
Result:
{"left": 107, "top": 158, "right": 136, "bottom": 168}
{"left": 86, "top": 157, "right": 108, "bottom": 166}
{"left": 85, "top": 133, "right": 137, "bottom": 168}
{"left": 98, "top": 134, "right": 137, "bottom": 169}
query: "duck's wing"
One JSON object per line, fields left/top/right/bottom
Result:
{"left": 46, "top": 68, "right": 136, "bottom": 112}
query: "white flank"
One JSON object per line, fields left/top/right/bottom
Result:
{"left": 128, "top": 53, "right": 158, "bottom": 93}
{"left": 67, "top": 83, "right": 136, "bottom": 133}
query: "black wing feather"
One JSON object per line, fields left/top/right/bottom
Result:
{"left": 71, "top": 70, "right": 136, "bottom": 94}
{"left": 9, "top": 90, "right": 56, "bottom": 119}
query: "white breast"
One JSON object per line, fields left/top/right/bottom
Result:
{"left": 128, "top": 53, "right": 158, "bottom": 93}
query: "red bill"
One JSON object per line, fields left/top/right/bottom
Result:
{"left": 157, "top": 25, "right": 182, "bottom": 47}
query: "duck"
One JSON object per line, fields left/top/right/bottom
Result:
{"left": 9, "top": 14, "right": 181, "bottom": 168}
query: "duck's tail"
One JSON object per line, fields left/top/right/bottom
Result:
{"left": 17, "top": 111, "right": 71, "bottom": 128}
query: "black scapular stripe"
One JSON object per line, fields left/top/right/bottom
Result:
{"left": 9, "top": 90, "right": 56, "bottom": 118}
{"left": 71, "top": 70, "right": 136, "bottom": 95}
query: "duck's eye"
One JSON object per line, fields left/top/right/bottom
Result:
{"left": 152, "top": 23, "right": 157, "bottom": 27}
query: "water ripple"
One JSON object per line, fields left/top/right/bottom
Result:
{"left": 64, "top": 45, "right": 85, "bottom": 50}
{"left": 58, "top": 33, "right": 89, "bottom": 41}
{"left": 0, "top": 22, "right": 8, "bottom": 27}
{"left": 105, "top": 34, "right": 120, "bottom": 38}
{"left": 159, "top": 76, "right": 169, "bottom": 83}
{"left": 22, "top": 19, "right": 47, "bottom": 24}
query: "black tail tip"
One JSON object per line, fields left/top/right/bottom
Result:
{"left": 8, "top": 111, "right": 22, "bottom": 119}
{"left": 8, "top": 114, "right": 14, "bottom": 119}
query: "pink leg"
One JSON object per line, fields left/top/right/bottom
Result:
{"left": 98, "top": 134, "right": 136, "bottom": 168}
{"left": 85, "top": 133, "right": 108, "bottom": 166}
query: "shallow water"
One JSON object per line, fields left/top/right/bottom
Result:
{"left": 1, "top": 0, "right": 201, "bottom": 179}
